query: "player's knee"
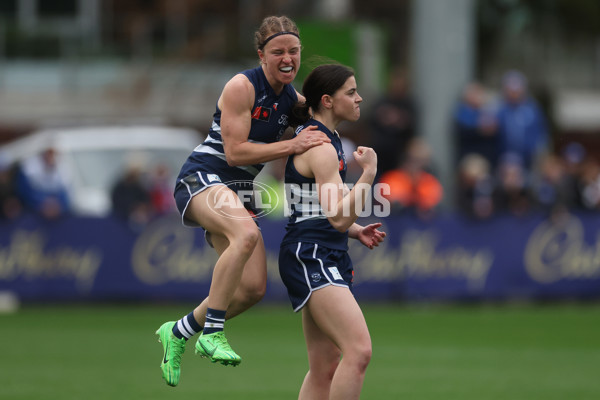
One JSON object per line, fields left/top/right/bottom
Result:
{"left": 352, "top": 342, "right": 372, "bottom": 373}
{"left": 232, "top": 225, "right": 260, "bottom": 256}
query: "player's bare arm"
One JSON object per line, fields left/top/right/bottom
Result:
{"left": 299, "top": 144, "right": 377, "bottom": 232}
{"left": 219, "top": 76, "right": 330, "bottom": 166}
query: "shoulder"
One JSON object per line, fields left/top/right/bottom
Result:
{"left": 303, "top": 142, "right": 339, "bottom": 164}
{"left": 221, "top": 74, "right": 255, "bottom": 108}
{"left": 224, "top": 73, "right": 254, "bottom": 94}
{"left": 293, "top": 142, "right": 338, "bottom": 178}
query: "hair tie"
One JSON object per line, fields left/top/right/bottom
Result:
{"left": 259, "top": 31, "right": 300, "bottom": 50}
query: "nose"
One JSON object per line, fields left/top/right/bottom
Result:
{"left": 356, "top": 93, "right": 363, "bottom": 103}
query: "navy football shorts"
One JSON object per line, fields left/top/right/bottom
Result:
{"left": 279, "top": 241, "right": 354, "bottom": 312}
{"left": 174, "top": 171, "right": 226, "bottom": 227}
{"left": 174, "top": 171, "right": 259, "bottom": 230}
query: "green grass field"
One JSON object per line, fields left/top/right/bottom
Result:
{"left": 2, "top": 302, "right": 600, "bottom": 399}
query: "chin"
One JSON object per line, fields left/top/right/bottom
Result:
{"left": 280, "top": 73, "right": 296, "bottom": 83}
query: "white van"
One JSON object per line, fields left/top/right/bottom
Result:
{"left": 0, "top": 125, "right": 203, "bottom": 216}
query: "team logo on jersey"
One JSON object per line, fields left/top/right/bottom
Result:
{"left": 251, "top": 106, "right": 271, "bottom": 122}
{"left": 273, "top": 102, "right": 279, "bottom": 111}
{"left": 278, "top": 114, "right": 288, "bottom": 126}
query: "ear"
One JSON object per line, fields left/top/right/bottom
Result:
{"left": 258, "top": 49, "right": 265, "bottom": 64}
{"left": 321, "top": 94, "right": 333, "bottom": 109}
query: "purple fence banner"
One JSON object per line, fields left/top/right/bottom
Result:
{"left": 1, "top": 212, "right": 599, "bottom": 302}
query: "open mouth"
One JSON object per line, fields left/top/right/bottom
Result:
{"left": 279, "top": 66, "right": 293, "bottom": 73}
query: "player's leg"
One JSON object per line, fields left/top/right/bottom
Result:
{"left": 226, "top": 233, "right": 267, "bottom": 312}
{"left": 298, "top": 305, "right": 341, "bottom": 400}
{"left": 156, "top": 185, "right": 255, "bottom": 382}
{"left": 186, "top": 185, "right": 260, "bottom": 312}
{"left": 193, "top": 232, "right": 267, "bottom": 359}
{"left": 192, "top": 232, "right": 267, "bottom": 325}
{"left": 184, "top": 186, "right": 259, "bottom": 365}
{"left": 159, "top": 215, "right": 266, "bottom": 381}
{"left": 305, "top": 286, "right": 372, "bottom": 400}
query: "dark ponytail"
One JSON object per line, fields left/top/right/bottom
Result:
{"left": 289, "top": 102, "right": 311, "bottom": 128}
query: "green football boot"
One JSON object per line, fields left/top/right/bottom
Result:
{"left": 156, "top": 321, "right": 187, "bottom": 386}
{"left": 195, "top": 331, "right": 242, "bottom": 366}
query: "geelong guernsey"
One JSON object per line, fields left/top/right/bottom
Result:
{"left": 281, "top": 119, "right": 349, "bottom": 251}
{"left": 177, "top": 66, "right": 298, "bottom": 191}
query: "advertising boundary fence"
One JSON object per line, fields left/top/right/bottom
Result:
{"left": 1, "top": 212, "right": 599, "bottom": 303}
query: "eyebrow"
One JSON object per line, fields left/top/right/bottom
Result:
{"left": 270, "top": 45, "right": 301, "bottom": 52}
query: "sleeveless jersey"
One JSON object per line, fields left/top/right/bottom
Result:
{"left": 281, "top": 119, "right": 349, "bottom": 251}
{"left": 176, "top": 66, "right": 298, "bottom": 191}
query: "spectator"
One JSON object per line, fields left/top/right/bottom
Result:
{"left": 0, "top": 155, "right": 23, "bottom": 221}
{"left": 378, "top": 138, "right": 443, "bottom": 219}
{"left": 493, "top": 153, "right": 533, "bottom": 217}
{"left": 453, "top": 82, "right": 499, "bottom": 168}
{"left": 148, "top": 163, "right": 176, "bottom": 215}
{"left": 560, "top": 142, "right": 587, "bottom": 210}
{"left": 111, "top": 164, "right": 153, "bottom": 229}
{"left": 368, "top": 67, "right": 417, "bottom": 177}
{"left": 15, "top": 147, "right": 71, "bottom": 219}
{"left": 577, "top": 158, "right": 600, "bottom": 211}
{"left": 530, "top": 154, "right": 574, "bottom": 218}
{"left": 495, "top": 70, "right": 550, "bottom": 172}
{"left": 456, "top": 153, "right": 495, "bottom": 220}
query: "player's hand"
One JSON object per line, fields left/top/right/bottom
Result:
{"left": 353, "top": 146, "right": 377, "bottom": 173}
{"left": 357, "top": 222, "right": 386, "bottom": 250}
{"left": 292, "top": 125, "right": 331, "bottom": 154}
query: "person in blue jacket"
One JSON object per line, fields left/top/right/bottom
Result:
{"left": 495, "top": 70, "right": 550, "bottom": 172}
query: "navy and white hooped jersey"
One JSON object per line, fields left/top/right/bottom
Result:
{"left": 281, "top": 119, "right": 349, "bottom": 251}
{"left": 176, "top": 66, "right": 298, "bottom": 190}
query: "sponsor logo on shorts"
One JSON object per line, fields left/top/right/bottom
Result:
{"left": 328, "top": 266, "right": 343, "bottom": 281}
{"left": 207, "top": 174, "right": 221, "bottom": 183}
{"left": 311, "top": 272, "right": 322, "bottom": 283}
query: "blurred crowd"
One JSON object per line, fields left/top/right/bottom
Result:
{"left": 110, "top": 161, "right": 177, "bottom": 231}
{"left": 370, "top": 68, "right": 600, "bottom": 220}
{"left": 2, "top": 68, "right": 599, "bottom": 226}
{"left": 0, "top": 148, "right": 177, "bottom": 230}
{"left": 0, "top": 148, "right": 70, "bottom": 221}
